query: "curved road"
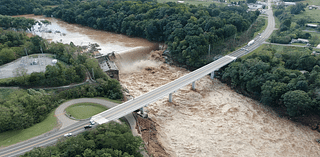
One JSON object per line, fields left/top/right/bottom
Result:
{"left": 55, "top": 98, "right": 138, "bottom": 133}
{"left": 0, "top": 0, "right": 275, "bottom": 156}
{"left": 0, "top": 98, "right": 139, "bottom": 157}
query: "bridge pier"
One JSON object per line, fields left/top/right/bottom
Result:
{"left": 192, "top": 81, "right": 196, "bottom": 90}
{"left": 210, "top": 71, "right": 215, "bottom": 79}
{"left": 169, "top": 93, "right": 173, "bottom": 102}
{"left": 140, "top": 107, "right": 144, "bottom": 114}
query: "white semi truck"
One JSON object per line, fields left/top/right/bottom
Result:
{"left": 247, "top": 40, "right": 255, "bottom": 46}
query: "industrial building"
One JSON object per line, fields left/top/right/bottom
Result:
{"left": 96, "top": 54, "right": 119, "bottom": 80}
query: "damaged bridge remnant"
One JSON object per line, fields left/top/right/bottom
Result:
{"left": 96, "top": 52, "right": 119, "bottom": 80}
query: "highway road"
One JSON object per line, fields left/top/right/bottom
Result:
{"left": 0, "top": 0, "right": 275, "bottom": 156}
{"left": 229, "top": 0, "right": 275, "bottom": 58}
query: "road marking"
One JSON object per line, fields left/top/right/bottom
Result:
{"left": 0, "top": 124, "right": 87, "bottom": 157}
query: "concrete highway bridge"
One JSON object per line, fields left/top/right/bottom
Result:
{"left": 92, "top": 0, "right": 276, "bottom": 125}
{"left": 0, "top": 0, "right": 275, "bottom": 156}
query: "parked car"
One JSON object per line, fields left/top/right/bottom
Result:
{"left": 84, "top": 125, "right": 93, "bottom": 129}
{"left": 64, "top": 133, "right": 72, "bottom": 137}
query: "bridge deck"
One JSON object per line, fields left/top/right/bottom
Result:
{"left": 92, "top": 55, "right": 236, "bottom": 124}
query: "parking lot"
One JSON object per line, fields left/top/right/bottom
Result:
{"left": 0, "top": 55, "right": 57, "bottom": 79}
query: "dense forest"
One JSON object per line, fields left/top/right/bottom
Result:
{"left": 40, "top": 0, "right": 260, "bottom": 68}
{"left": 221, "top": 45, "right": 320, "bottom": 117}
{"left": 0, "top": 0, "right": 80, "bottom": 16}
{"left": 21, "top": 122, "right": 143, "bottom": 157}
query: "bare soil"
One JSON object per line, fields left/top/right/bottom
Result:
{"left": 135, "top": 113, "right": 170, "bottom": 157}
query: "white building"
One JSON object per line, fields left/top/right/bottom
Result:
{"left": 276, "top": 2, "right": 296, "bottom": 6}
{"left": 290, "top": 38, "right": 309, "bottom": 44}
{"left": 306, "top": 24, "right": 318, "bottom": 28}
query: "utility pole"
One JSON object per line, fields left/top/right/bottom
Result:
{"left": 208, "top": 44, "right": 211, "bottom": 56}
{"left": 24, "top": 48, "right": 28, "bottom": 67}
{"left": 92, "top": 68, "right": 95, "bottom": 80}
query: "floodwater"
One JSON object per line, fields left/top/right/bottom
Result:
{"left": 14, "top": 15, "right": 156, "bottom": 55}
{"left": 119, "top": 51, "right": 320, "bottom": 157}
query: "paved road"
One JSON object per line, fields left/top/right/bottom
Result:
{"left": 0, "top": 0, "right": 275, "bottom": 156}
{"left": 55, "top": 98, "right": 138, "bottom": 135}
{"left": 0, "top": 98, "right": 139, "bottom": 157}
{"left": 229, "top": 0, "right": 275, "bottom": 58}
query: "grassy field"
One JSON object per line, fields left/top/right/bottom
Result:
{"left": 96, "top": 97, "right": 122, "bottom": 104}
{"left": 303, "top": 0, "right": 320, "bottom": 6}
{"left": 293, "top": 8, "right": 320, "bottom": 23}
{"left": 65, "top": 103, "right": 109, "bottom": 119}
{"left": 241, "top": 44, "right": 310, "bottom": 59}
{"left": 0, "top": 110, "right": 57, "bottom": 147}
{"left": 292, "top": 43, "right": 307, "bottom": 46}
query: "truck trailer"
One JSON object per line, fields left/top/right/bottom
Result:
{"left": 247, "top": 40, "right": 255, "bottom": 46}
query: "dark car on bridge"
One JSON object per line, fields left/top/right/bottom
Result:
{"left": 84, "top": 125, "right": 93, "bottom": 129}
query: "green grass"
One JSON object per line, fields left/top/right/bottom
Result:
{"left": 292, "top": 43, "right": 307, "bottom": 46}
{"left": 240, "top": 44, "right": 265, "bottom": 59}
{"left": 45, "top": 54, "right": 56, "bottom": 58}
{"left": 0, "top": 88, "right": 20, "bottom": 101}
{"left": 254, "top": 16, "right": 268, "bottom": 37}
{"left": 65, "top": 103, "right": 109, "bottom": 119}
{"left": 0, "top": 110, "right": 57, "bottom": 147}
{"left": 293, "top": 8, "right": 320, "bottom": 23}
{"left": 96, "top": 97, "right": 122, "bottom": 104}
{"left": 303, "top": 0, "right": 320, "bottom": 6}
{"left": 29, "top": 54, "right": 38, "bottom": 58}
{"left": 275, "top": 16, "right": 280, "bottom": 29}
{"left": 241, "top": 44, "right": 311, "bottom": 59}
{"left": 0, "top": 77, "right": 15, "bottom": 85}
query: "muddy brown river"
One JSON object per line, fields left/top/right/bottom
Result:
{"left": 15, "top": 14, "right": 156, "bottom": 55}
{"left": 15, "top": 14, "right": 320, "bottom": 156}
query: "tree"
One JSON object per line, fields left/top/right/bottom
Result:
{"left": 290, "top": 2, "right": 306, "bottom": 14}
{"left": 296, "top": 18, "right": 307, "bottom": 27}
{"left": 0, "top": 48, "right": 15, "bottom": 64}
{"left": 13, "top": 67, "right": 28, "bottom": 85}
{"left": 309, "top": 36, "right": 319, "bottom": 47}
{"left": 247, "top": 0, "right": 257, "bottom": 3}
{"left": 261, "top": 80, "right": 288, "bottom": 105}
{"left": 282, "top": 90, "right": 312, "bottom": 116}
